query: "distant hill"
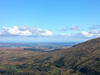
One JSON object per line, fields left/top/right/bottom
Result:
{"left": 0, "top": 38, "right": 100, "bottom": 75}
{"left": 0, "top": 42, "right": 77, "bottom": 52}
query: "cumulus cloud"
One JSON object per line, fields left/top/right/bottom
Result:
{"left": 0, "top": 26, "right": 53, "bottom": 37}
{"left": 79, "top": 30, "right": 100, "bottom": 38}
{"left": 70, "top": 26, "right": 79, "bottom": 31}
{"left": 81, "top": 31, "right": 93, "bottom": 37}
{"left": 60, "top": 30, "right": 100, "bottom": 38}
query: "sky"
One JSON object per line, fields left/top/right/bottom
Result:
{"left": 0, "top": 0, "right": 100, "bottom": 42}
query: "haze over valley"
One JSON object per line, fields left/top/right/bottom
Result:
{"left": 0, "top": 42, "right": 77, "bottom": 52}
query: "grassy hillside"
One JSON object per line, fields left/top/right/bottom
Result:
{"left": 0, "top": 38, "right": 100, "bottom": 75}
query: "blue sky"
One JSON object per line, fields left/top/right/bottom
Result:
{"left": 0, "top": 0, "right": 100, "bottom": 42}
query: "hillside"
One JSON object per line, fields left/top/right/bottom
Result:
{"left": 0, "top": 38, "right": 100, "bottom": 75}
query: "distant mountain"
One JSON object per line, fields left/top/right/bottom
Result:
{"left": 0, "top": 38, "right": 100, "bottom": 75}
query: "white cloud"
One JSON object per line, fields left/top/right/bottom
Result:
{"left": 81, "top": 31, "right": 93, "bottom": 37}
{"left": 61, "top": 26, "right": 79, "bottom": 31}
{"left": 41, "top": 30, "right": 53, "bottom": 36}
{"left": 80, "top": 30, "right": 100, "bottom": 38}
{"left": 70, "top": 26, "right": 79, "bottom": 31}
{"left": 0, "top": 26, "right": 53, "bottom": 37}
{"left": 60, "top": 30, "right": 100, "bottom": 39}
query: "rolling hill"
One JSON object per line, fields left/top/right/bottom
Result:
{"left": 0, "top": 38, "right": 100, "bottom": 75}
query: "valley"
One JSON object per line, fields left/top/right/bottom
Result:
{"left": 0, "top": 38, "right": 100, "bottom": 75}
{"left": 0, "top": 42, "right": 77, "bottom": 52}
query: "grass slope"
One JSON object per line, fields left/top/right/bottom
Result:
{"left": 0, "top": 38, "right": 100, "bottom": 75}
